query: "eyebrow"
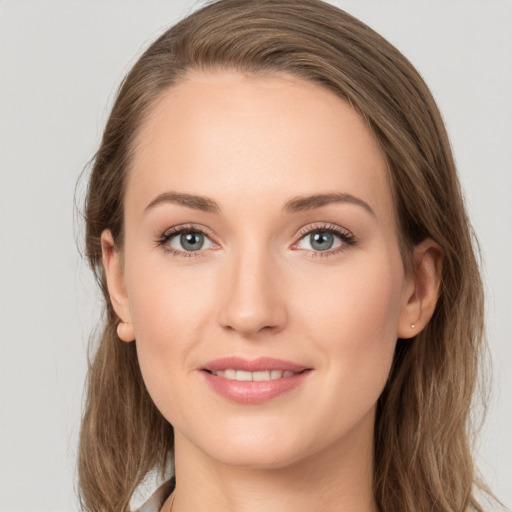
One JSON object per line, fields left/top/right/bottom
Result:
{"left": 284, "top": 193, "right": 375, "bottom": 217}
{"left": 143, "top": 191, "right": 375, "bottom": 217}
{"left": 144, "top": 192, "right": 221, "bottom": 213}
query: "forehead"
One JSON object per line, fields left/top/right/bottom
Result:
{"left": 127, "top": 70, "right": 393, "bottom": 222}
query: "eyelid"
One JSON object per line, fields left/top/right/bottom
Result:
{"left": 295, "top": 222, "right": 351, "bottom": 239}
{"left": 291, "top": 222, "right": 357, "bottom": 257}
{"left": 160, "top": 223, "right": 217, "bottom": 241}
{"left": 156, "top": 222, "right": 356, "bottom": 259}
{"left": 156, "top": 223, "right": 219, "bottom": 258}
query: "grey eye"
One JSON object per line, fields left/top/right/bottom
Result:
{"left": 309, "top": 232, "right": 334, "bottom": 251}
{"left": 296, "top": 230, "right": 345, "bottom": 252}
{"left": 179, "top": 232, "right": 205, "bottom": 251}
{"left": 164, "top": 228, "right": 216, "bottom": 254}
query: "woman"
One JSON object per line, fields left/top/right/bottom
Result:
{"left": 78, "top": 1, "right": 493, "bottom": 511}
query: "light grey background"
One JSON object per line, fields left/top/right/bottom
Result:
{"left": 1, "top": 1, "right": 510, "bottom": 510}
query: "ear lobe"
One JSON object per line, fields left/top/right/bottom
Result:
{"left": 397, "top": 239, "right": 443, "bottom": 339}
{"left": 101, "top": 230, "right": 135, "bottom": 342}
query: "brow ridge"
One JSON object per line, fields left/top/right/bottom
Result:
{"left": 284, "top": 193, "right": 375, "bottom": 216}
{"left": 144, "top": 192, "right": 221, "bottom": 213}
{"left": 144, "top": 191, "right": 374, "bottom": 217}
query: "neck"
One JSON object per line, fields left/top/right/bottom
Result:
{"left": 165, "top": 411, "right": 377, "bottom": 512}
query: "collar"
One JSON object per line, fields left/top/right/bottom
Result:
{"left": 133, "top": 478, "right": 175, "bottom": 512}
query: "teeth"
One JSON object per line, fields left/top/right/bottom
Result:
{"left": 211, "top": 369, "right": 298, "bottom": 381}
{"left": 253, "top": 371, "right": 270, "bottom": 381}
{"left": 224, "top": 369, "right": 237, "bottom": 379}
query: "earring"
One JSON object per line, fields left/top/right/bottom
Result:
{"left": 411, "top": 323, "right": 416, "bottom": 329}
{"left": 117, "top": 321, "right": 135, "bottom": 342}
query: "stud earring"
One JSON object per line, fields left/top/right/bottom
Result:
{"left": 117, "top": 321, "right": 135, "bottom": 342}
{"left": 411, "top": 323, "right": 416, "bottom": 329}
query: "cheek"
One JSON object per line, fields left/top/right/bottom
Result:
{"left": 301, "top": 254, "right": 402, "bottom": 340}
{"left": 297, "top": 251, "right": 404, "bottom": 401}
{"left": 125, "top": 240, "right": 215, "bottom": 340}
{"left": 122, "top": 253, "right": 211, "bottom": 411}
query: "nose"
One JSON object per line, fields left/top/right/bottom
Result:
{"left": 217, "top": 246, "right": 288, "bottom": 337}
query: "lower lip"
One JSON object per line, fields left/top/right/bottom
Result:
{"left": 202, "top": 370, "right": 311, "bottom": 404}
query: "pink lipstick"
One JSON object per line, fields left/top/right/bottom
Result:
{"left": 200, "top": 357, "right": 312, "bottom": 404}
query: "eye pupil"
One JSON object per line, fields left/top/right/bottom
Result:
{"left": 310, "top": 232, "right": 334, "bottom": 251}
{"left": 180, "top": 232, "right": 204, "bottom": 251}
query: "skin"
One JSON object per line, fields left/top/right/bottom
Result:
{"left": 102, "top": 71, "right": 442, "bottom": 512}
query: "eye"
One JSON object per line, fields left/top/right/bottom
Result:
{"left": 300, "top": 231, "right": 340, "bottom": 251}
{"left": 293, "top": 223, "right": 356, "bottom": 256}
{"left": 171, "top": 231, "right": 208, "bottom": 252}
{"left": 157, "top": 225, "right": 217, "bottom": 256}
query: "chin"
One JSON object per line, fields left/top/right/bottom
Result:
{"left": 186, "top": 418, "right": 331, "bottom": 471}
{"left": 209, "top": 442, "right": 309, "bottom": 470}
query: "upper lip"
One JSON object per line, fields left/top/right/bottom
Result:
{"left": 201, "top": 357, "right": 310, "bottom": 373}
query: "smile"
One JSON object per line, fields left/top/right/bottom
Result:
{"left": 207, "top": 369, "right": 299, "bottom": 381}
{"left": 201, "top": 357, "right": 312, "bottom": 404}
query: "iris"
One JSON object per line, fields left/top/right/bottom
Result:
{"left": 310, "top": 232, "right": 334, "bottom": 251}
{"left": 180, "top": 232, "right": 204, "bottom": 251}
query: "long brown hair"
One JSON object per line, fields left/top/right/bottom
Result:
{"left": 79, "top": 1, "right": 489, "bottom": 510}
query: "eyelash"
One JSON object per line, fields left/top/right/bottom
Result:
{"left": 294, "top": 223, "right": 357, "bottom": 259}
{"left": 155, "top": 222, "right": 357, "bottom": 260}
{"left": 155, "top": 224, "right": 216, "bottom": 259}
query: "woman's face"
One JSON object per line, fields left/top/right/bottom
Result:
{"left": 105, "top": 70, "right": 418, "bottom": 468}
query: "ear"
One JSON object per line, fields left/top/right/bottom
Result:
{"left": 101, "top": 229, "right": 135, "bottom": 342}
{"left": 397, "top": 239, "right": 443, "bottom": 339}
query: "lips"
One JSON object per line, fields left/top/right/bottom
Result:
{"left": 200, "top": 357, "right": 312, "bottom": 404}
{"left": 208, "top": 369, "right": 298, "bottom": 381}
